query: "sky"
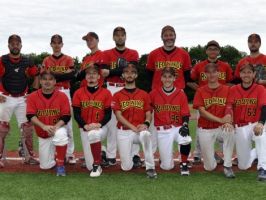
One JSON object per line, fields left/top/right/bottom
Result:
{"left": 0, "top": 0, "right": 265, "bottom": 60}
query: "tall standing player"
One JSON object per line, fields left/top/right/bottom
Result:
{"left": 101, "top": 27, "right": 140, "bottom": 166}
{"left": 150, "top": 67, "right": 192, "bottom": 175}
{"left": 112, "top": 62, "right": 157, "bottom": 178}
{"left": 227, "top": 63, "right": 266, "bottom": 181}
{"left": 26, "top": 71, "right": 71, "bottom": 176}
{"left": 0, "top": 34, "right": 39, "bottom": 167}
{"left": 73, "top": 64, "right": 112, "bottom": 177}
{"left": 42, "top": 35, "right": 76, "bottom": 164}
{"left": 193, "top": 63, "right": 235, "bottom": 178}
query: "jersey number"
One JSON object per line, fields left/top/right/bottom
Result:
{"left": 247, "top": 108, "right": 256, "bottom": 116}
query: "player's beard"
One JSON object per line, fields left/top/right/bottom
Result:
{"left": 250, "top": 48, "right": 259, "bottom": 53}
{"left": 10, "top": 48, "right": 20, "bottom": 56}
{"left": 116, "top": 42, "right": 125, "bottom": 48}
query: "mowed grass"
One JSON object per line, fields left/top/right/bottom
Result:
{"left": 2, "top": 113, "right": 265, "bottom": 200}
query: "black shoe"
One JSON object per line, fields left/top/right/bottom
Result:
{"left": 100, "top": 151, "right": 110, "bottom": 167}
{"left": 193, "top": 157, "right": 201, "bottom": 164}
{"left": 180, "top": 162, "right": 190, "bottom": 176}
{"left": 108, "top": 158, "right": 117, "bottom": 166}
{"left": 146, "top": 169, "right": 157, "bottom": 179}
{"left": 133, "top": 155, "right": 143, "bottom": 168}
{"left": 258, "top": 168, "right": 266, "bottom": 181}
{"left": 214, "top": 153, "right": 224, "bottom": 165}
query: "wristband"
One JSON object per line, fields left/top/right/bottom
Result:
{"left": 143, "top": 121, "right": 150, "bottom": 128}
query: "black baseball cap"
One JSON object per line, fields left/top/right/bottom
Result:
{"left": 8, "top": 34, "right": 22, "bottom": 43}
{"left": 248, "top": 33, "right": 261, "bottom": 43}
{"left": 82, "top": 32, "right": 99, "bottom": 40}
{"left": 206, "top": 40, "right": 220, "bottom": 49}
{"left": 161, "top": 67, "right": 176, "bottom": 76}
{"left": 85, "top": 63, "right": 100, "bottom": 73}
{"left": 123, "top": 62, "right": 138, "bottom": 72}
{"left": 205, "top": 63, "right": 218, "bottom": 72}
{"left": 51, "top": 34, "right": 63, "bottom": 43}
{"left": 113, "top": 26, "right": 126, "bottom": 36}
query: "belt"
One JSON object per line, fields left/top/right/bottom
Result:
{"left": 108, "top": 82, "right": 125, "bottom": 87}
{"left": 199, "top": 127, "right": 219, "bottom": 130}
{"left": 156, "top": 125, "right": 175, "bottom": 131}
{"left": 235, "top": 122, "right": 252, "bottom": 128}
{"left": 118, "top": 126, "right": 130, "bottom": 130}
{"left": 2, "top": 91, "right": 26, "bottom": 97}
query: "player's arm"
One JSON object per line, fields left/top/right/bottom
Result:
{"left": 137, "top": 111, "right": 152, "bottom": 132}
{"left": 198, "top": 106, "right": 232, "bottom": 124}
{"left": 28, "top": 115, "right": 55, "bottom": 136}
{"left": 52, "top": 67, "right": 76, "bottom": 82}
{"left": 115, "top": 110, "right": 139, "bottom": 133}
{"left": 72, "top": 106, "right": 87, "bottom": 129}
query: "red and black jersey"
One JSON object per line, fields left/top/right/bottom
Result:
{"left": 150, "top": 88, "right": 190, "bottom": 127}
{"left": 112, "top": 88, "right": 151, "bottom": 128}
{"left": 146, "top": 47, "right": 191, "bottom": 90}
{"left": 193, "top": 84, "right": 230, "bottom": 129}
{"left": 26, "top": 89, "right": 70, "bottom": 138}
{"left": 72, "top": 87, "right": 112, "bottom": 126}
{"left": 227, "top": 83, "right": 266, "bottom": 125}
{"left": 190, "top": 60, "right": 233, "bottom": 87}
{"left": 102, "top": 48, "right": 139, "bottom": 83}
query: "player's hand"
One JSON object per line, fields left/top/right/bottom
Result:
{"left": 221, "top": 114, "right": 232, "bottom": 124}
{"left": 131, "top": 126, "right": 139, "bottom": 133}
{"left": 42, "top": 125, "right": 56, "bottom": 136}
{"left": 0, "top": 95, "right": 6, "bottom": 103}
{"left": 222, "top": 123, "right": 234, "bottom": 133}
{"left": 65, "top": 69, "right": 74, "bottom": 73}
{"left": 179, "top": 123, "right": 189, "bottom": 137}
{"left": 101, "top": 69, "right": 110, "bottom": 78}
{"left": 253, "top": 122, "right": 264, "bottom": 136}
{"left": 137, "top": 124, "right": 148, "bottom": 132}
{"left": 84, "top": 123, "right": 101, "bottom": 131}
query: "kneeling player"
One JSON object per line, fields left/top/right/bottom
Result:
{"left": 112, "top": 62, "right": 157, "bottom": 178}
{"left": 150, "top": 67, "right": 192, "bottom": 175}
{"left": 72, "top": 64, "right": 112, "bottom": 177}
{"left": 193, "top": 63, "right": 235, "bottom": 178}
{"left": 26, "top": 71, "right": 71, "bottom": 176}
{"left": 227, "top": 63, "right": 266, "bottom": 181}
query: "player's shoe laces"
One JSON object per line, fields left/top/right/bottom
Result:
{"left": 90, "top": 165, "right": 102, "bottom": 177}
{"left": 67, "top": 156, "right": 76, "bottom": 164}
{"left": 257, "top": 168, "right": 266, "bottom": 181}
{"left": 56, "top": 166, "right": 66, "bottom": 176}
{"left": 180, "top": 162, "right": 190, "bottom": 176}
{"left": 133, "top": 155, "right": 143, "bottom": 168}
{"left": 223, "top": 167, "right": 235, "bottom": 178}
{"left": 146, "top": 169, "right": 157, "bottom": 179}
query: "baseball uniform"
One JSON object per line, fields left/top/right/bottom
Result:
{"left": 112, "top": 88, "right": 155, "bottom": 171}
{"left": 227, "top": 83, "right": 266, "bottom": 170}
{"left": 193, "top": 84, "right": 235, "bottom": 171}
{"left": 42, "top": 54, "right": 75, "bottom": 161}
{"left": 26, "top": 89, "right": 70, "bottom": 170}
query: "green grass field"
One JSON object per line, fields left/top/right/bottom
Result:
{"left": 1, "top": 116, "right": 265, "bottom": 200}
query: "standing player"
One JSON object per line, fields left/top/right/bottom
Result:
{"left": 227, "top": 63, "right": 266, "bottom": 181}
{"left": 101, "top": 27, "right": 140, "bottom": 166}
{"left": 234, "top": 33, "right": 266, "bottom": 85}
{"left": 42, "top": 34, "right": 76, "bottom": 164}
{"left": 150, "top": 67, "right": 192, "bottom": 175}
{"left": 146, "top": 25, "right": 192, "bottom": 154}
{"left": 72, "top": 64, "right": 112, "bottom": 177}
{"left": 190, "top": 40, "right": 233, "bottom": 164}
{"left": 26, "top": 71, "right": 71, "bottom": 176}
{"left": 0, "top": 34, "right": 39, "bottom": 167}
{"left": 193, "top": 63, "right": 235, "bottom": 178}
{"left": 112, "top": 62, "right": 157, "bottom": 178}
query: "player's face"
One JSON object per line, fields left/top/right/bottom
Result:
{"left": 122, "top": 67, "right": 137, "bottom": 83}
{"left": 86, "top": 37, "right": 98, "bottom": 50}
{"left": 206, "top": 46, "right": 220, "bottom": 60}
{"left": 85, "top": 69, "right": 100, "bottom": 86}
{"left": 162, "top": 30, "right": 176, "bottom": 48}
{"left": 248, "top": 39, "right": 261, "bottom": 53}
{"left": 51, "top": 40, "right": 63, "bottom": 54}
{"left": 40, "top": 75, "right": 56, "bottom": 91}
{"left": 240, "top": 68, "right": 255, "bottom": 84}
{"left": 161, "top": 72, "right": 175, "bottom": 88}
{"left": 8, "top": 40, "right": 22, "bottom": 56}
{"left": 205, "top": 68, "right": 219, "bottom": 83}
{"left": 113, "top": 31, "right": 126, "bottom": 48}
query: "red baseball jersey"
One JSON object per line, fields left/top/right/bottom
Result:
{"left": 234, "top": 54, "right": 266, "bottom": 79}
{"left": 26, "top": 89, "right": 70, "bottom": 138}
{"left": 150, "top": 88, "right": 190, "bottom": 127}
{"left": 112, "top": 88, "right": 151, "bottom": 128}
{"left": 42, "top": 54, "right": 74, "bottom": 89}
{"left": 72, "top": 87, "right": 112, "bottom": 126}
{"left": 193, "top": 84, "right": 230, "bottom": 129}
{"left": 227, "top": 83, "right": 266, "bottom": 125}
{"left": 190, "top": 60, "right": 233, "bottom": 87}
{"left": 80, "top": 50, "right": 104, "bottom": 87}
{"left": 102, "top": 48, "right": 139, "bottom": 83}
{"left": 146, "top": 47, "right": 191, "bottom": 90}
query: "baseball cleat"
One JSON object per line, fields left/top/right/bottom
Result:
{"left": 90, "top": 165, "right": 102, "bottom": 177}
{"left": 146, "top": 169, "right": 157, "bottom": 179}
{"left": 56, "top": 166, "right": 66, "bottom": 176}
{"left": 24, "top": 157, "right": 39, "bottom": 165}
{"left": 180, "top": 162, "right": 190, "bottom": 176}
{"left": 133, "top": 155, "right": 143, "bottom": 168}
{"left": 257, "top": 168, "right": 266, "bottom": 181}
{"left": 101, "top": 150, "right": 110, "bottom": 167}
{"left": 107, "top": 158, "right": 117, "bottom": 166}
{"left": 67, "top": 156, "right": 76, "bottom": 164}
{"left": 193, "top": 157, "right": 201, "bottom": 165}
{"left": 223, "top": 167, "right": 235, "bottom": 178}
{"left": 214, "top": 153, "right": 224, "bottom": 165}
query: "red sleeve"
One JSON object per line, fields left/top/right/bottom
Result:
{"left": 72, "top": 90, "right": 81, "bottom": 107}
{"left": 193, "top": 89, "right": 204, "bottom": 109}
{"left": 182, "top": 50, "right": 192, "bottom": 71}
{"left": 130, "top": 50, "right": 139, "bottom": 62}
{"left": 104, "top": 90, "right": 112, "bottom": 108}
{"left": 111, "top": 93, "right": 121, "bottom": 111}
{"left": 180, "top": 92, "right": 190, "bottom": 116}
{"left": 146, "top": 51, "right": 155, "bottom": 71}
{"left": 60, "top": 93, "right": 71, "bottom": 116}
{"left": 26, "top": 94, "right": 37, "bottom": 115}
{"left": 0, "top": 58, "right": 4, "bottom": 77}
{"left": 226, "top": 63, "right": 233, "bottom": 82}
{"left": 143, "top": 92, "right": 151, "bottom": 112}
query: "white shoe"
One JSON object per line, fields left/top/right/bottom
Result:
{"left": 90, "top": 165, "right": 102, "bottom": 177}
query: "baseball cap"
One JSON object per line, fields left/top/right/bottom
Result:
{"left": 161, "top": 25, "right": 176, "bottom": 37}
{"left": 206, "top": 40, "right": 220, "bottom": 49}
{"left": 240, "top": 63, "right": 254, "bottom": 72}
{"left": 204, "top": 63, "right": 218, "bottom": 72}
{"left": 113, "top": 26, "right": 126, "bottom": 36}
{"left": 8, "top": 34, "right": 22, "bottom": 43}
{"left": 85, "top": 63, "right": 100, "bottom": 73}
{"left": 248, "top": 33, "right": 261, "bottom": 43}
{"left": 161, "top": 67, "right": 176, "bottom": 76}
{"left": 51, "top": 34, "right": 63, "bottom": 43}
{"left": 82, "top": 32, "right": 99, "bottom": 41}
{"left": 123, "top": 62, "right": 138, "bottom": 72}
